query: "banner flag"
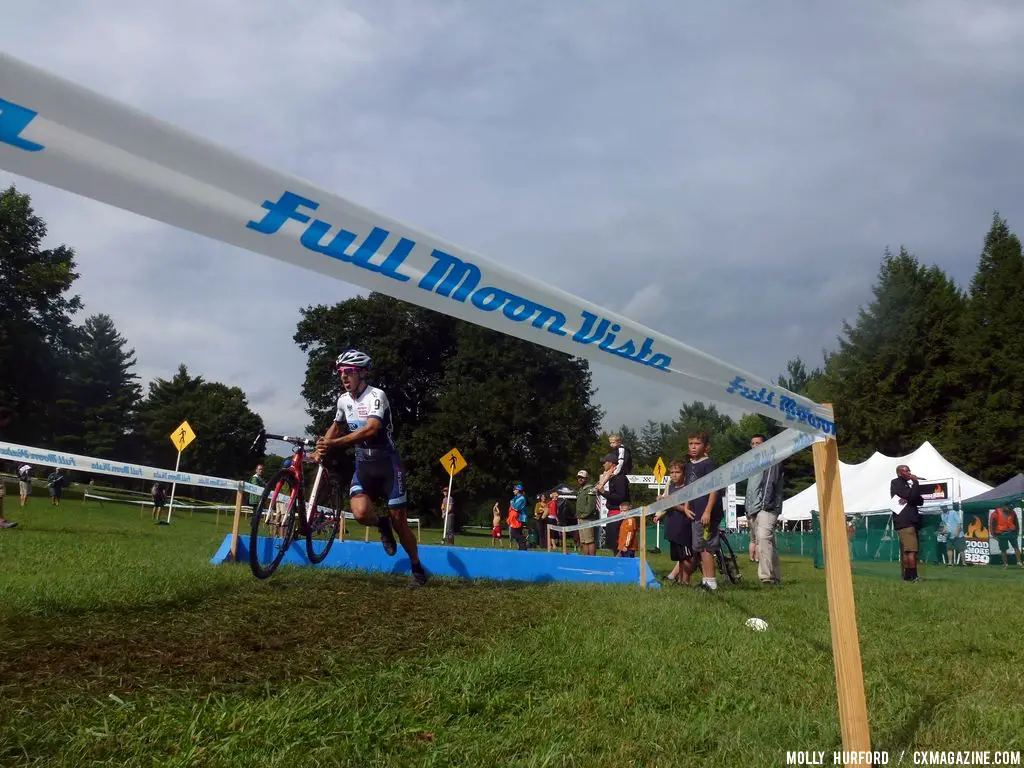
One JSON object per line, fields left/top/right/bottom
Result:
{"left": 0, "top": 53, "right": 834, "bottom": 437}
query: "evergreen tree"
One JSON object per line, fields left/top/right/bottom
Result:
{"left": 820, "top": 247, "right": 965, "bottom": 461}
{"left": 775, "top": 356, "right": 824, "bottom": 495}
{"left": 0, "top": 185, "right": 82, "bottom": 444}
{"left": 55, "top": 314, "right": 143, "bottom": 458}
{"left": 943, "top": 213, "right": 1024, "bottom": 481}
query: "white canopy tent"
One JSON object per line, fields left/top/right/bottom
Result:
{"left": 779, "top": 441, "right": 992, "bottom": 522}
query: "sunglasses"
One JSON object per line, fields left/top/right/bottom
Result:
{"left": 337, "top": 367, "right": 362, "bottom": 376}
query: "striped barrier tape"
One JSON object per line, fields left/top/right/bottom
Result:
{"left": 0, "top": 53, "right": 834, "bottom": 439}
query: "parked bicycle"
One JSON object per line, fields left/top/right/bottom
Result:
{"left": 716, "top": 530, "right": 742, "bottom": 584}
{"left": 248, "top": 430, "right": 343, "bottom": 580}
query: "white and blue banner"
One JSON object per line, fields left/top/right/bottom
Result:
{"left": 0, "top": 52, "right": 835, "bottom": 438}
{"left": 0, "top": 441, "right": 244, "bottom": 492}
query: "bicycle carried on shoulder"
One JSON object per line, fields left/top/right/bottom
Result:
{"left": 248, "top": 430, "right": 343, "bottom": 580}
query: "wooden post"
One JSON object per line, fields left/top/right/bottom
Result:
{"left": 639, "top": 509, "right": 648, "bottom": 589}
{"left": 417, "top": 518, "right": 421, "bottom": 544}
{"left": 229, "top": 486, "right": 243, "bottom": 562}
{"left": 364, "top": 524, "right": 370, "bottom": 543}
{"left": 812, "top": 421, "right": 871, "bottom": 762}
{"left": 338, "top": 511, "right": 345, "bottom": 542}
{"left": 561, "top": 526, "right": 567, "bottom": 555}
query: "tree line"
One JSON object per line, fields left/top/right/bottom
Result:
{"left": 609, "top": 213, "right": 1024, "bottom": 495}
{"left": 2, "top": 184, "right": 1021, "bottom": 519}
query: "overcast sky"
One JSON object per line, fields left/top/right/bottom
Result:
{"left": 3, "top": 1, "right": 1022, "bottom": 437}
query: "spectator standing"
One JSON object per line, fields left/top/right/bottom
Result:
{"left": 616, "top": 500, "right": 638, "bottom": 557}
{"left": 745, "top": 436, "right": 765, "bottom": 563}
{"left": 508, "top": 483, "right": 528, "bottom": 551}
{"left": 890, "top": 464, "right": 924, "bottom": 582}
{"left": 597, "top": 453, "right": 629, "bottom": 555}
{"left": 754, "top": 441, "right": 785, "bottom": 586}
{"left": 942, "top": 506, "right": 965, "bottom": 566}
{"left": 17, "top": 464, "right": 31, "bottom": 507}
{"left": 152, "top": 483, "right": 167, "bottom": 521}
{"left": 491, "top": 502, "right": 503, "bottom": 547}
{"left": 989, "top": 506, "right": 1021, "bottom": 569}
{"left": 248, "top": 463, "right": 265, "bottom": 506}
{"left": 548, "top": 490, "right": 564, "bottom": 548}
{"left": 47, "top": 468, "right": 66, "bottom": 507}
{"left": 533, "top": 493, "right": 549, "bottom": 549}
{"left": 441, "top": 487, "right": 456, "bottom": 545}
{"left": 654, "top": 459, "right": 695, "bottom": 584}
{"left": 684, "top": 432, "right": 724, "bottom": 592}
{"left": 575, "top": 470, "right": 598, "bottom": 556}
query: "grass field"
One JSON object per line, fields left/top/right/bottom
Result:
{"left": 1, "top": 501, "right": 1022, "bottom": 767}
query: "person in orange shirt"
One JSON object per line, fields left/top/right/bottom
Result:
{"left": 989, "top": 506, "right": 1022, "bottom": 568}
{"left": 616, "top": 500, "right": 637, "bottom": 557}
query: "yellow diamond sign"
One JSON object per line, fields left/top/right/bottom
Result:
{"left": 440, "top": 447, "right": 467, "bottom": 477}
{"left": 170, "top": 420, "right": 196, "bottom": 452}
{"left": 653, "top": 456, "right": 667, "bottom": 485}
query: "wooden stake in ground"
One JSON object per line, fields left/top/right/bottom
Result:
{"left": 229, "top": 485, "right": 243, "bottom": 562}
{"left": 639, "top": 508, "right": 648, "bottom": 589}
{"left": 811, "top": 417, "right": 871, "bottom": 762}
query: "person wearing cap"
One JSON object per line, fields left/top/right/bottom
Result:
{"left": 508, "top": 483, "right": 529, "bottom": 550}
{"left": 596, "top": 452, "right": 630, "bottom": 554}
{"left": 575, "top": 470, "right": 598, "bottom": 555}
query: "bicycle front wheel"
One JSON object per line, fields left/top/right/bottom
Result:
{"left": 306, "top": 475, "right": 342, "bottom": 564}
{"left": 249, "top": 470, "right": 300, "bottom": 580}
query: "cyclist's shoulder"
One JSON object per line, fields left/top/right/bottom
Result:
{"left": 363, "top": 384, "right": 390, "bottom": 402}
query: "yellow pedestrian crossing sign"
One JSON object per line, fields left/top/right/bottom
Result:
{"left": 170, "top": 420, "right": 196, "bottom": 452}
{"left": 440, "top": 447, "right": 467, "bottom": 477}
{"left": 653, "top": 457, "right": 667, "bottom": 485}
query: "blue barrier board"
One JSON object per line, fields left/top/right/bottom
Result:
{"left": 212, "top": 535, "right": 660, "bottom": 588}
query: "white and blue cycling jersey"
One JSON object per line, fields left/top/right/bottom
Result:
{"left": 333, "top": 385, "right": 398, "bottom": 461}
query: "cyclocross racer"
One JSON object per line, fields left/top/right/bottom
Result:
{"left": 314, "top": 348, "right": 427, "bottom": 588}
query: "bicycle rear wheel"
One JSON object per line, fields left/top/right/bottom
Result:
{"left": 719, "top": 534, "right": 742, "bottom": 584}
{"left": 249, "top": 470, "right": 300, "bottom": 580}
{"left": 306, "top": 474, "right": 342, "bottom": 564}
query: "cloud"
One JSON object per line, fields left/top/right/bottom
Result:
{"left": 3, "top": 0, "right": 1023, "bottom": 442}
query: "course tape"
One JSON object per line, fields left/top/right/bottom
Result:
{"left": 550, "top": 428, "right": 817, "bottom": 534}
{"left": 84, "top": 492, "right": 242, "bottom": 511}
{"left": 0, "top": 441, "right": 244, "bottom": 491}
{"left": 0, "top": 53, "right": 834, "bottom": 438}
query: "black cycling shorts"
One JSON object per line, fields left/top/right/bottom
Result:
{"left": 349, "top": 454, "right": 407, "bottom": 508}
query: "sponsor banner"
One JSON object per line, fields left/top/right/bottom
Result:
{"left": 552, "top": 428, "right": 817, "bottom": 533}
{"left": 0, "top": 441, "right": 243, "bottom": 492}
{"left": 0, "top": 53, "right": 835, "bottom": 437}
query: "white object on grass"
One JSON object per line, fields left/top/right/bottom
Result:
{"left": 746, "top": 617, "right": 768, "bottom": 632}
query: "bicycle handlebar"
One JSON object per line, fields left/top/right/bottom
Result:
{"left": 266, "top": 433, "right": 317, "bottom": 449}
{"left": 252, "top": 430, "right": 317, "bottom": 452}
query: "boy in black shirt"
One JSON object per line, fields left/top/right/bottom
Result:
{"left": 654, "top": 459, "right": 697, "bottom": 584}
{"left": 684, "top": 432, "right": 724, "bottom": 591}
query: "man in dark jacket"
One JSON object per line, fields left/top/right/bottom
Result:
{"left": 890, "top": 464, "right": 925, "bottom": 581}
{"left": 597, "top": 453, "right": 630, "bottom": 554}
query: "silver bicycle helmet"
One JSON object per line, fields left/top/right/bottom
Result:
{"left": 335, "top": 348, "right": 372, "bottom": 370}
